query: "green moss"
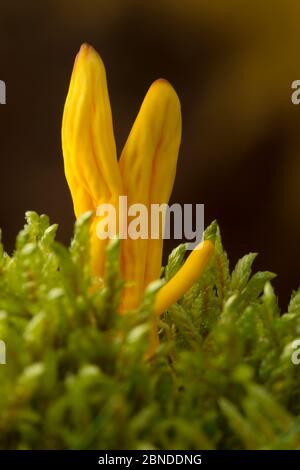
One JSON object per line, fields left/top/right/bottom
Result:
{"left": 0, "top": 212, "right": 299, "bottom": 449}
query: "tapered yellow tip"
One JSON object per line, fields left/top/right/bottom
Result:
{"left": 74, "top": 42, "right": 103, "bottom": 66}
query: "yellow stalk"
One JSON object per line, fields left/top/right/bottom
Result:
{"left": 154, "top": 240, "right": 214, "bottom": 315}
{"left": 147, "top": 240, "right": 215, "bottom": 357}
{"left": 119, "top": 79, "right": 181, "bottom": 311}
{"left": 62, "top": 44, "right": 122, "bottom": 277}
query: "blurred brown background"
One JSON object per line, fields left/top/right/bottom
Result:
{"left": 0, "top": 0, "right": 300, "bottom": 307}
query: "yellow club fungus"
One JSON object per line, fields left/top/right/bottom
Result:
{"left": 62, "top": 43, "right": 214, "bottom": 352}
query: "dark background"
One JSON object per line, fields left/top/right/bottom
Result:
{"left": 1, "top": 0, "right": 300, "bottom": 308}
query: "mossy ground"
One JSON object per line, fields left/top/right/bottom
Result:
{"left": 0, "top": 212, "right": 299, "bottom": 449}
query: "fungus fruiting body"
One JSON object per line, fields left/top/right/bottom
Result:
{"left": 62, "top": 44, "right": 214, "bottom": 351}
